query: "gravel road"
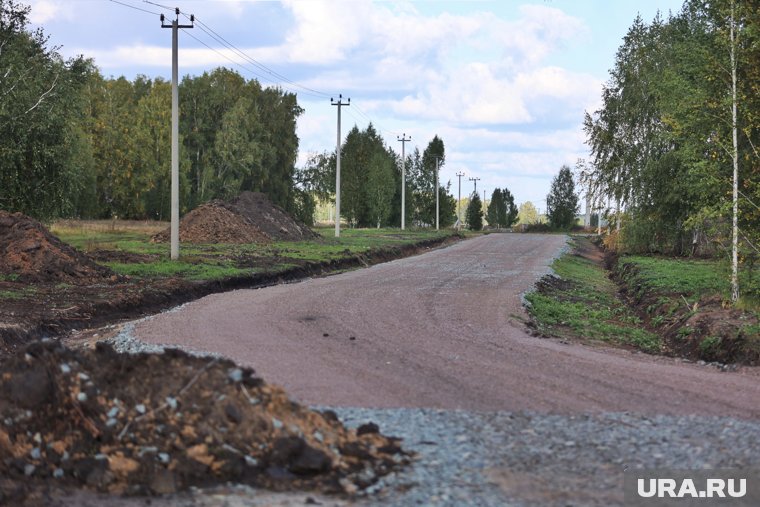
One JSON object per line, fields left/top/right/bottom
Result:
{"left": 99, "top": 233, "right": 760, "bottom": 506}
{"left": 128, "top": 233, "right": 759, "bottom": 416}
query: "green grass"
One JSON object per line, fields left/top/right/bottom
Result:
{"left": 104, "top": 260, "right": 258, "bottom": 281}
{"left": 0, "top": 287, "right": 36, "bottom": 300}
{"left": 52, "top": 222, "right": 458, "bottom": 283}
{"left": 619, "top": 255, "right": 760, "bottom": 311}
{"left": 526, "top": 241, "right": 661, "bottom": 353}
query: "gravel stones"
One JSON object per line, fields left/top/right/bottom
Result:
{"left": 0, "top": 341, "right": 409, "bottom": 504}
{"left": 329, "top": 407, "right": 760, "bottom": 507}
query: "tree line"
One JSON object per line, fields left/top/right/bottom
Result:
{"left": 583, "top": 0, "right": 759, "bottom": 260}
{"left": 299, "top": 126, "right": 457, "bottom": 228}
{"left": 1, "top": 1, "right": 303, "bottom": 221}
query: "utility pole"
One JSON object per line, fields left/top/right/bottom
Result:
{"left": 397, "top": 133, "right": 411, "bottom": 230}
{"left": 433, "top": 156, "right": 441, "bottom": 230}
{"left": 469, "top": 176, "right": 480, "bottom": 195}
{"left": 331, "top": 94, "right": 349, "bottom": 238}
{"left": 161, "top": 8, "right": 193, "bottom": 260}
{"left": 456, "top": 171, "right": 465, "bottom": 227}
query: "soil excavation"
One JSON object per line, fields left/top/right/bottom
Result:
{"left": 0, "top": 211, "right": 116, "bottom": 284}
{"left": 0, "top": 341, "right": 408, "bottom": 504}
{"left": 132, "top": 233, "right": 760, "bottom": 416}
{"left": 152, "top": 192, "right": 318, "bottom": 244}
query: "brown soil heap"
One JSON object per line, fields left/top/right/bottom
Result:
{"left": 152, "top": 192, "right": 318, "bottom": 244}
{"left": 151, "top": 202, "right": 270, "bottom": 245}
{"left": 223, "top": 191, "right": 319, "bottom": 241}
{"left": 0, "top": 211, "right": 115, "bottom": 284}
{"left": 0, "top": 341, "right": 407, "bottom": 504}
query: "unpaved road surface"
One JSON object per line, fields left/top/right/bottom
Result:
{"left": 130, "top": 233, "right": 760, "bottom": 416}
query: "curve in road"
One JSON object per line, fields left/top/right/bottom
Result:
{"left": 131, "top": 234, "right": 760, "bottom": 417}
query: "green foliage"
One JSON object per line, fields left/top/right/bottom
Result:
{"left": 525, "top": 244, "right": 660, "bottom": 352}
{"left": 301, "top": 131, "right": 454, "bottom": 229}
{"left": 0, "top": 0, "right": 92, "bottom": 219}
{"left": 546, "top": 165, "right": 579, "bottom": 230}
{"left": 584, "top": 1, "right": 759, "bottom": 263}
{"left": 619, "top": 254, "right": 759, "bottom": 306}
{"left": 517, "top": 201, "right": 539, "bottom": 225}
{"left": 465, "top": 193, "right": 484, "bottom": 231}
{"left": 486, "top": 187, "right": 518, "bottom": 228}
{"left": 53, "top": 221, "right": 457, "bottom": 283}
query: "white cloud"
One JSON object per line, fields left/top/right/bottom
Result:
{"left": 28, "top": 0, "right": 69, "bottom": 24}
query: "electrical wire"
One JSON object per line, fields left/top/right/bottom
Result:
{"left": 111, "top": 0, "right": 408, "bottom": 143}
{"left": 109, "top": 0, "right": 161, "bottom": 16}
{"left": 186, "top": 13, "right": 332, "bottom": 99}
{"left": 142, "top": 0, "right": 175, "bottom": 12}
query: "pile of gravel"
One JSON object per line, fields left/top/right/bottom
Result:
{"left": 97, "top": 329, "right": 760, "bottom": 507}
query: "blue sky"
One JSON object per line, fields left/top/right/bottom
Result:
{"left": 28, "top": 0, "right": 684, "bottom": 209}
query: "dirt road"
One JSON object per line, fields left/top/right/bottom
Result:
{"left": 131, "top": 233, "right": 760, "bottom": 417}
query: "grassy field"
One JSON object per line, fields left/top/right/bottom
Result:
{"left": 527, "top": 236, "right": 759, "bottom": 362}
{"left": 50, "top": 221, "right": 459, "bottom": 282}
{"left": 525, "top": 238, "right": 661, "bottom": 352}
{"left": 618, "top": 255, "right": 760, "bottom": 311}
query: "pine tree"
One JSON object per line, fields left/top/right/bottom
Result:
{"left": 546, "top": 165, "right": 579, "bottom": 230}
{"left": 486, "top": 188, "right": 504, "bottom": 228}
{"left": 466, "top": 192, "right": 484, "bottom": 231}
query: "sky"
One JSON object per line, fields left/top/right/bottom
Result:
{"left": 27, "top": 0, "right": 685, "bottom": 210}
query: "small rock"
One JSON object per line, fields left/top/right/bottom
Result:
{"left": 53, "top": 468, "right": 64, "bottom": 478}
{"left": 357, "top": 422, "right": 380, "bottom": 436}
{"left": 224, "top": 403, "right": 243, "bottom": 424}
{"left": 24, "top": 464, "right": 35, "bottom": 476}
{"left": 150, "top": 469, "right": 177, "bottom": 495}
{"left": 228, "top": 368, "right": 244, "bottom": 383}
{"left": 30, "top": 447, "right": 41, "bottom": 459}
{"left": 165, "top": 396, "right": 178, "bottom": 409}
{"left": 60, "top": 364, "right": 71, "bottom": 374}
{"left": 157, "top": 453, "right": 170, "bottom": 464}
{"left": 135, "top": 404, "right": 146, "bottom": 414}
{"left": 76, "top": 392, "right": 87, "bottom": 402}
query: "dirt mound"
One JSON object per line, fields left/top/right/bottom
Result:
{"left": 0, "top": 211, "right": 115, "bottom": 284}
{"left": 0, "top": 341, "right": 408, "bottom": 504}
{"left": 223, "top": 192, "right": 319, "bottom": 241}
{"left": 152, "top": 202, "right": 271, "bottom": 245}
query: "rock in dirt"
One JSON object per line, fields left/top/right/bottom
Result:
{"left": 0, "top": 211, "right": 115, "bottom": 284}
{"left": 0, "top": 341, "right": 408, "bottom": 505}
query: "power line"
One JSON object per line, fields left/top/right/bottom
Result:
{"left": 109, "top": 0, "right": 161, "bottom": 16}
{"left": 178, "top": 28, "right": 323, "bottom": 99}
{"left": 143, "top": 0, "right": 174, "bottom": 12}
{"left": 116, "top": 0, "right": 407, "bottom": 154}
{"left": 185, "top": 13, "right": 332, "bottom": 99}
